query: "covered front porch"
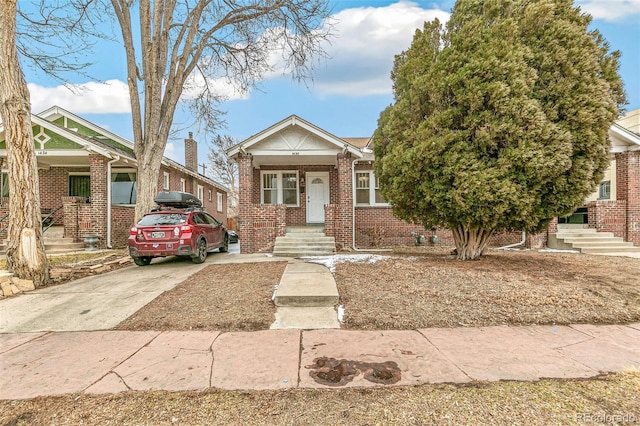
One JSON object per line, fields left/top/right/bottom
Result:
{"left": 228, "top": 115, "right": 365, "bottom": 254}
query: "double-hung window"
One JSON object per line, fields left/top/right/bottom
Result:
{"left": 261, "top": 171, "right": 299, "bottom": 207}
{"left": 355, "top": 171, "right": 387, "bottom": 206}
{"left": 598, "top": 181, "right": 611, "bottom": 200}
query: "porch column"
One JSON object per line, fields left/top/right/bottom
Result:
{"left": 336, "top": 153, "right": 353, "bottom": 250}
{"left": 89, "top": 154, "right": 108, "bottom": 248}
{"left": 237, "top": 153, "right": 254, "bottom": 253}
{"left": 616, "top": 151, "right": 640, "bottom": 245}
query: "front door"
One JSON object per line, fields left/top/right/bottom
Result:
{"left": 306, "top": 172, "right": 329, "bottom": 224}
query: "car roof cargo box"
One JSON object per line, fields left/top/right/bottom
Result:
{"left": 154, "top": 191, "right": 202, "bottom": 208}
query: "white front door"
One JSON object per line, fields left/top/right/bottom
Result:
{"left": 306, "top": 172, "right": 329, "bottom": 224}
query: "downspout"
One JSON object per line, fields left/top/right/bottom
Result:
{"left": 497, "top": 231, "right": 526, "bottom": 250}
{"left": 351, "top": 158, "right": 391, "bottom": 252}
{"left": 106, "top": 156, "right": 120, "bottom": 248}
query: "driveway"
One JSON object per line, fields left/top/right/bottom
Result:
{"left": 0, "top": 249, "right": 237, "bottom": 333}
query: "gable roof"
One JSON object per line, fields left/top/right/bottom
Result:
{"left": 610, "top": 122, "right": 640, "bottom": 153}
{"left": 1, "top": 106, "right": 228, "bottom": 193}
{"left": 227, "top": 115, "right": 364, "bottom": 159}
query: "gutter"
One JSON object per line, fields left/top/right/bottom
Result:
{"left": 497, "top": 231, "right": 526, "bottom": 250}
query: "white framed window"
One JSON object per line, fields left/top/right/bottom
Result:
{"left": 180, "top": 178, "right": 186, "bottom": 192}
{"left": 260, "top": 171, "right": 299, "bottom": 207}
{"left": 163, "top": 172, "right": 170, "bottom": 190}
{"left": 197, "top": 185, "right": 204, "bottom": 203}
{"left": 355, "top": 171, "right": 387, "bottom": 206}
{"left": 208, "top": 189, "right": 212, "bottom": 202}
{"left": 217, "top": 193, "right": 223, "bottom": 212}
{"left": 598, "top": 181, "right": 611, "bottom": 200}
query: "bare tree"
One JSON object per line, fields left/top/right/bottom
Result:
{"left": 109, "top": 0, "right": 332, "bottom": 221}
{"left": 207, "top": 135, "right": 238, "bottom": 217}
{"left": 0, "top": 0, "right": 107, "bottom": 286}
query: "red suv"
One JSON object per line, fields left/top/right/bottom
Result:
{"left": 127, "top": 191, "right": 228, "bottom": 266}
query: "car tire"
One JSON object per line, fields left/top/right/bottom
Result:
{"left": 220, "top": 234, "right": 229, "bottom": 253}
{"left": 192, "top": 238, "right": 207, "bottom": 264}
{"left": 133, "top": 256, "right": 152, "bottom": 266}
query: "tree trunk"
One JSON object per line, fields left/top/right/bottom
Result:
{"left": 451, "top": 225, "right": 494, "bottom": 261}
{"left": 0, "top": 0, "right": 49, "bottom": 286}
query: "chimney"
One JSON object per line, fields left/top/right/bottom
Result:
{"left": 184, "top": 132, "right": 197, "bottom": 172}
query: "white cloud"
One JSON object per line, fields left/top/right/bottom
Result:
{"left": 576, "top": 0, "right": 640, "bottom": 22}
{"left": 28, "top": 79, "right": 131, "bottom": 114}
{"left": 312, "top": 1, "right": 450, "bottom": 97}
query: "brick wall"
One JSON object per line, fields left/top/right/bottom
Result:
{"left": 588, "top": 200, "right": 627, "bottom": 239}
{"left": 615, "top": 151, "right": 640, "bottom": 245}
{"left": 89, "top": 154, "right": 108, "bottom": 248}
{"left": 111, "top": 205, "right": 135, "bottom": 248}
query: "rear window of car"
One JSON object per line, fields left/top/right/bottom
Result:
{"left": 138, "top": 213, "right": 187, "bottom": 226}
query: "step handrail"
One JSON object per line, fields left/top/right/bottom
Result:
{"left": 42, "top": 205, "right": 63, "bottom": 234}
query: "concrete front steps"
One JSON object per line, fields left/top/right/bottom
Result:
{"left": 273, "top": 226, "right": 336, "bottom": 257}
{"left": 271, "top": 261, "right": 340, "bottom": 330}
{"left": 0, "top": 226, "right": 85, "bottom": 255}
{"left": 548, "top": 224, "right": 640, "bottom": 254}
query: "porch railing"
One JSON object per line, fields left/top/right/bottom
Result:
{"left": 0, "top": 205, "right": 63, "bottom": 235}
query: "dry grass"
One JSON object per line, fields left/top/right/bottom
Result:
{"left": 117, "top": 249, "right": 640, "bottom": 332}
{"left": 116, "top": 262, "right": 288, "bottom": 332}
{"left": 2, "top": 371, "right": 639, "bottom": 425}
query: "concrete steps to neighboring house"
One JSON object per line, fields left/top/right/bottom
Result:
{"left": 273, "top": 226, "right": 336, "bottom": 258}
{"left": 0, "top": 227, "right": 85, "bottom": 255}
{"left": 548, "top": 224, "right": 640, "bottom": 254}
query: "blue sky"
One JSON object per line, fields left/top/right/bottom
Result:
{"left": 22, "top": 0, "right": 640, "bottom": 169}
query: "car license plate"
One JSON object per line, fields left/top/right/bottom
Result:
{"left": 151, "top": 231, "right": 165, "bottom": 238}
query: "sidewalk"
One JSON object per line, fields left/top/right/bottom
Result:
{"left": 1, "top": 323, "right": 639, "bottom": 399}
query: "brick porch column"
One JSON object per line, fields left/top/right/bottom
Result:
{"left": 616, "top": 151, "right": 640, "bottom": 245}
{"left": 237, "top": 154, "right": 254, "bottom": 253}
{"left": 335, "top": 153, "right": 353, "bottom": 250}
{"left": 89, "top": 154, "right": 108, "bottom": 248}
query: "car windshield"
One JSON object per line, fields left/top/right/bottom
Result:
{"left": 138, "top": 213, "right": 187, "bottom": 226}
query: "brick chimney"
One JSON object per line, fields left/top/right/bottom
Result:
{"left": 184, "top": 132, "right": 198, "bottom": 172}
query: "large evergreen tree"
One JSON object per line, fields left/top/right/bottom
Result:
{"left": 373, "top": 0, "right": 625, "bottom": 260}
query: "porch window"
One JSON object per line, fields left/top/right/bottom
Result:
{"left": 69, "top": 175, "right": 90, "bottom": 199}
{"left": 355, "top": 171, "right": 387, "bottom": 206}
{"left": 261, "top": 171, "right": 299, "bottom": 207}
{"left": 112, "top": 171, "right": 137, "bottom": 205}
{"left": 598, "top": 181, "right": 611, "bottom": 200}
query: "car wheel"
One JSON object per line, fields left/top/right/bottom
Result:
{"left": 133, "top": 256, "right": 152, "bottom": 266}
{"left": 220, "top": 234, "right": 229, "bottom": 253}
{"left": 192, "top": 238, "right": 207, "bottom": 264}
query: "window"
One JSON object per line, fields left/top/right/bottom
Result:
{"left": 217, "top": 193, "right": 223, "bottom": 212}
{"left": 1, "top": 172, "right": 9, "bottom": 198}
{"left": 163, "top": 172, "right": 170, "bottom": 190}
{"left": 208, "top": 189, "right": 212, "bottom": 202}
{"left": 599, "top": 181, "right": 611, "bottom": 200}
{"left": 69, "top": 175, "right": 90, "bottom": 199}
{"left": 261, "top": 171, "right": 299, "bottom": 206}
{"left": 180, "top": 178, "right": 186, "bottom": 192}
{"left": 197, "top": 185, "right": 204, "bottom": 203}
{"left": 355, "top": 171, "right": 387, "bottom": 206}
{"left": 112, "top": 171, "right": 137, "bottom": 205}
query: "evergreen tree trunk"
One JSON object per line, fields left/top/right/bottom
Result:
{"left": 0, "top": 0, "right": 49, "bottom": 286}
{"left": 451, "top": 225, "right": 494, "bottom": 261}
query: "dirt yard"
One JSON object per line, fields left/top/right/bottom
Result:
{"left": 117, "top": 248, "right": 640, "bottom": 332}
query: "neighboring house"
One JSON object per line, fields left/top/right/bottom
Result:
{"left": 228, "top": 112, "right": 640, "bottom": 254}
{"left": 0, "top": 106, "right": 228, "bottom": 248}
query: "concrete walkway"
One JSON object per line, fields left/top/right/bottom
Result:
{"left": 1, "top": 247, "right": 639, "bottom": 400}
{"left": 1, "top": 324, "right": 639, "bottom": 399}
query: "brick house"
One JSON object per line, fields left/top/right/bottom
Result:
{"left": 228, "top": 112, "right": 640, "bottom": 254}
{"left": 0, "top": 106, "right": 228, "bottom": 249}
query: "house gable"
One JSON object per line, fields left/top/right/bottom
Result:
{"left": 228, "top": 115, "right": 363, "bottom": 166}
